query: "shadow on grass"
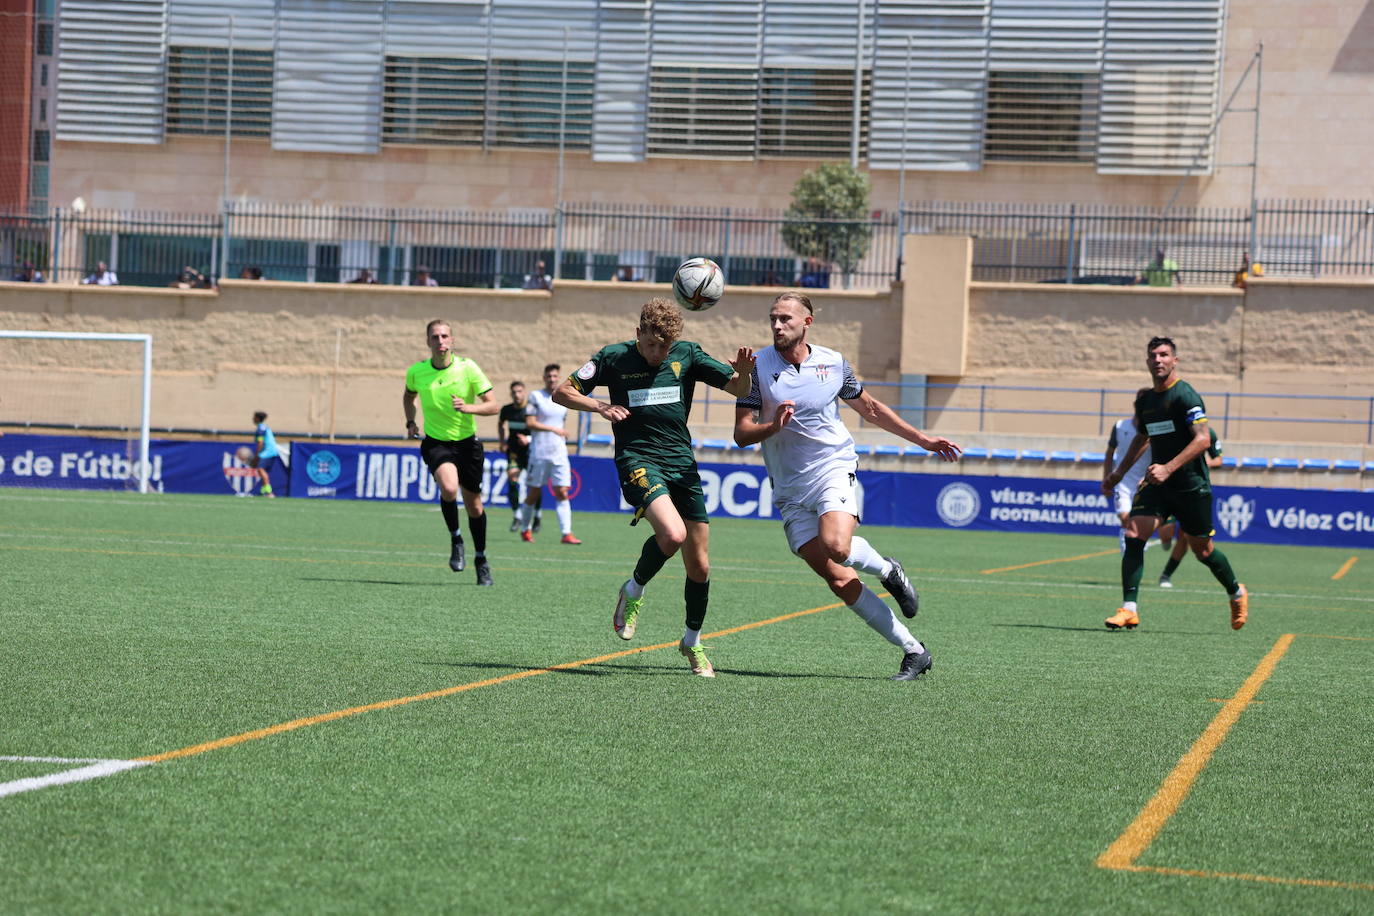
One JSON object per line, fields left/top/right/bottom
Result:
{"left": 300, "top": 576, "right": 440, "bottom": 587}
{"left": 991, "top": 623, "right": 1223, "bottom": 636}
{"left": 421, "top": 660, "right": 874, "bottom": 680}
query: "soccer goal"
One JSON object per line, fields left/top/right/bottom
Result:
{"left": 0, "top": 330, "right": 153, "bottom": 493}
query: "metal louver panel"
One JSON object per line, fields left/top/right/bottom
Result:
{"left": 57, "top": 0, "right": 168, "bottom": 144}
{"left": 870, "top": 0, "right": 990, "bottom": 172}
{"left": 762, "top": 1, "right": 874, "bottom": 68}
{"left": 384, "top": 1, "right": 488, "bottom": 58}
{"left": 1097, "top": 0, "right": 1225, "bottom": 174}
{"left": 988, "top": 0, "right": 1104, "bottom": 71}
{"left": 488, "top": 1, "right": 597, "bottom": 150}
{"left": 647, "top": 1, "right": 761, "bottom": 158}
{"left": 169, "top": 0, "right": 277, "bottom": 49}
{"left": 593, "top": 0, "right": 651, "bottom": 162}
{"left": 272, "top": 0, "right": 384, "bottom": 154}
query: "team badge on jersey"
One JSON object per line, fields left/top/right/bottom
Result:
{"left": 815, "top": 364, "right": 831, "bottom": 380}
{"left": 576, "top": 360, "right": 596, "bottom": 380}
{"left": 670, "top": 361, "right": 681, "bottom": 379}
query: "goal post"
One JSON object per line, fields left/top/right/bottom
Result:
{"left": 0, "top": 330, "right": 153, "bottom": 493}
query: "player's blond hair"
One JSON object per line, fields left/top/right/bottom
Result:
{"left": 639, "top": 298, "right": 683, "bottom": 343}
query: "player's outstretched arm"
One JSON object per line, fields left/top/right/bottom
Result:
{"left": 554, "top": 377, "right": 629, "bottom": 423}
{"left": 844, "top": 390, "right": 961, "bottom": 461}
{"left": 722, "top": 346, "right": 756, "bottom": 398}
{"left": 733, "top": 402, "right": 794, "bottom": 447}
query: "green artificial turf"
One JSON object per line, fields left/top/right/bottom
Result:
{"left": 1, "top": 489, "right": 1370, "bottom": 913}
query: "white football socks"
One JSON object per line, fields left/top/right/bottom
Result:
{"left": 843, "top": 536, "right": 892, "bottom": 578}
{"left": 624, "top": 577, "right": 645, "bottom": 599}
{"left": 555, "top": 498, "right": 573, "bottom": 535}
{"left": 681, "top": 627, "right": 701, "bottom": 648}
{"left": 848, "top": 585, "right": 922, "bottom": 653}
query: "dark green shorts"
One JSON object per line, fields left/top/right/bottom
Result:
{"left": 1130, "top": 483, "right": 1214, "bottom": 538}
{"left": 617, "top": 460, "right": 709, "bottom": 524}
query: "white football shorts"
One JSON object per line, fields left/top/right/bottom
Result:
{"left": 1113, "top": 478, "right": 1143, "bottom": 516}
{"left": 526, "top": 457, "right": 571, "bottom": 489}
{"left": 775, "top": 468, "right": 861, "bottom": 554}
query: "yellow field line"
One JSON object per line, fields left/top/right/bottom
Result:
{"left": 981, "top": 549, "right": 1117, "bottom": 574}
{"left": 1113, "top": 864, "right": 1374, "bottom": 893}
{"left": 137, "top": 601, "right": 840, "bottom": 765}
{"left": 1096, "top": 633, "right": 1294, "bottom": 870}
{"left": 1332, "top": 556, "right": 1358, "bottom": 580}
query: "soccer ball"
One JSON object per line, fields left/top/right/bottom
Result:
{"left": 672, "top": 257, "right": 725, "bottom": 311}
{"left": 235, "top": 445, "right": 255, "bottom": 463}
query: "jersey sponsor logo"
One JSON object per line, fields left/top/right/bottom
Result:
{"left": 1186, "top": 406, "right": 1206, "bottom": 424}
{"left": 1216, "top": 493, "right": 1256, "bottom": 537}
{"left": 576, "top": 360, "right": 596, "bottom": 380}
{"left": 936, "top": 481, "right": 981, "bottom": 527}
{"left": 628, "top": 386, "right": 681, "bottom": 407}
{"left": 1145, "top": 420, "right": 1175, "bottom": 436}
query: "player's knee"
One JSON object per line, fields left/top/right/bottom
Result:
{"left": 1123, "top": 536, "right": 1147, "bottom": 557}
{"left": 657, "top": 529, "right": 687, "bottom": 554}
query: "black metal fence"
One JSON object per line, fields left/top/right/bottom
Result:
{"left": 4, "top": 198, "right": 1373, "bottom": 288}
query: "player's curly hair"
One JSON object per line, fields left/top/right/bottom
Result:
{"left": 639, "top": 297, "right": 683, "bottom": 343}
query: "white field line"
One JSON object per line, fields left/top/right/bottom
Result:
{"left": 0, "top": 757, "right": 152, "bottom": 798}
{"left": 3, "top": 526, "right": 1371, "bottom": 604}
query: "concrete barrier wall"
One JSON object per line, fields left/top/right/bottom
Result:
{"left": 3, "top": 255, "right": 1371, "bottom": 462}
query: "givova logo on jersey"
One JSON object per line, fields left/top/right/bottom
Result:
{"left": 1215, "top": 493, "right": 1256, "bottom": 537}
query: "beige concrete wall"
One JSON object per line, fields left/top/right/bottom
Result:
{"left": 3, "top": 266, "right": 1371, "bottom": 467}
{"left": 47, "top": 1, "right": 1374, "bottom": 213}
{"left": 0, "top": 278, "right": 901, "bottom": 441}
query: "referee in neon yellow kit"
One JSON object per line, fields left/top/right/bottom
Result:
{"left": 403, "top": 318, "right": 500, "bottom": 586}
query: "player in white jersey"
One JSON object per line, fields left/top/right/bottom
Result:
{"left": 733, "top": 292, "right": 961, "bottom": 681}
{"left": 517, "top": 363, "right": 582, "bottom": 544}
{"left": 1103, "top": 391, "right": 1160, "bottom": 554}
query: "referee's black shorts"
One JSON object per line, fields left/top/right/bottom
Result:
{"left": 420, "top": 435, "right": 485, "bottom": 493}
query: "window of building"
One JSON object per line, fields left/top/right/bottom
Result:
{"left": 383, "top": 56, "right": 486, "bottom": 147}
{"left": 39, "top": 99, "right": 47, "bottom": 124}
{"left": 983, "top": 71, "right": 1100, "bottom": 164}
{"left": 40, "top": 63, "right": 48, "bottom": 88}
{"left": 488, "top": 58, "right": 594, "bottom": 150}
{"left": 166, "top": 47, "right": 274, "bottom": 138}
{"left": 647, "top": 66, "right": 758, "bottom": 158}
{"left": 759, "top": 68, "right": 867, "bottom": 159}
{"left": 32, "top": 130, "right": 50, "bottom": 163}
{"left": 35, "top": 22, "right": 53, "bottom": 56}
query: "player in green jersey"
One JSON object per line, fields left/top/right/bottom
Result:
{"left": 555, "top": 298, "right": 755, "bottom": 677}
{"left": 403, "top": 319, "right": 500, "bottom": 586}
{"left": 1156, "top": 426, "right": 1224, "bottom": 588}
{"left": 1102, "top": 337, "right": 1248, "bottom": 630}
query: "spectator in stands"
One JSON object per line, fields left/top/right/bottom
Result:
{"left": 523, "top": 260, "right": 553, "bottom": 290}
{"left": 1232, "top": 251, "right": 1264, "bottom": 289}
{"left": 239, "top": 266, "right": 264, "bottom": 280}
{"left": 413, "top": 266, "right": 439, "bottom": 287}
{"left": 11, "top": 261, "right": 44, "bottom": 282}
{"left": 798, "top": 257, "right": 830, "bottom": 289}
{"left": 611, "top": 265, "right": 637, "bottom": 282}
{"left": 172, "top": 266, "right": 211, "bottom": 289}
{"left": 1137, "top": 248, "right": 1179, "bottom": 287}
{"left": 82, "top": 261, "right": 118, "bottom": 286}
{"left": 348, "top": 269, "right": 377, "bottom": 284}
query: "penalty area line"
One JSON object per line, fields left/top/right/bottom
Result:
{"left": 0, "top": 758, "right": 153, "bottom": 799}
{"left": 981, "top": 549, "right": 1117, "bottom": 574}
{"left": 140, "top": 602, "right": 839, "bottom": 765}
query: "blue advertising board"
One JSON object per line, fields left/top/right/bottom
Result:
{"left": 0, "top": 433, "right": 289, "bottom": 496}
{"left": 5, "top": 433, "right": 1370, "bottom": 549}
{"left": 289, "top": 441, "right": 1374, "bottom": 550}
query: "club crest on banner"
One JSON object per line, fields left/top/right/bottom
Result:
{"left": 1216, "top": 493, "right": 1256, "bottom": 537}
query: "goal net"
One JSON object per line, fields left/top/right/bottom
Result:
{"left": 0, "top": 331, "right": 152, "bottom": 492}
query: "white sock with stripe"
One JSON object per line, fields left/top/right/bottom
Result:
{"left": 844, "top": 536, "right": 892, "bottom": 578}
{"left": 848, "top": 585, "right": 922, "bottom": 653}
